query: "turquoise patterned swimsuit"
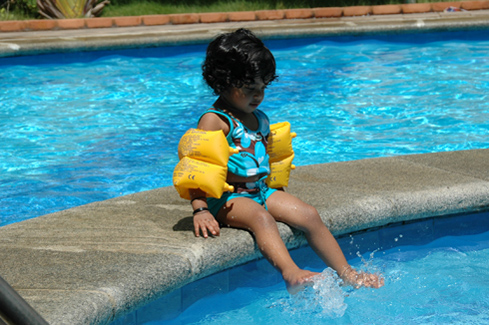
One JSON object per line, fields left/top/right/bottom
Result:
{"left": 200, "top": 108, "right": 277, "bottom": 217}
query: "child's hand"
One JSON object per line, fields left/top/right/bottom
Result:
{"left": 193, "top": 212, "right": 220, "bottom": 238}
{"left": 341, "top": 267, "right": 384, "bottom": 289}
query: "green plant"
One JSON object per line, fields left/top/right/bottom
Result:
{"left": 0, "top": 0, "right": 10, "bottom": 19}
{"left": 1, "top": 0, "right": 37, "bottom": 17}
{"left": 36, "top": 0, "right": 109, "bottom": 19}
{"left": 17, "top": 0, "right": 37, "bottom": 15}
{"left": 0, "top": 7, "right": 6, "bottom": 19}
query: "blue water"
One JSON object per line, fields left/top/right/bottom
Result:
{"left": 1, "top": 29, "right": 489, "bottom": 226}
{"left": 158, "top": 233, "right": 489, "bottom": 324}
{"left": 143, "top": 213, "right": 489, "bottom": 324}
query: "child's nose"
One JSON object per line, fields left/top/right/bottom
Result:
{"left": 254, "top": 89, "right": 264, "bottom": 99}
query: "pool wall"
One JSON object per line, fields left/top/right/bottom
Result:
{"left": 123, "top": 210, "right": 489, "bottom": 324}
{"left": 1, "top": 149, "right": 489, "bottom": 324}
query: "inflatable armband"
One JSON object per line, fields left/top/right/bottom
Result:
{"left": 173, "top": 129, "right": 239, "bottom": 200}
{"left": 266, "top": 122, "right": 296, "bottom": 188}
{"left": 178, "top": 128, "right": 238, "bottom": 166}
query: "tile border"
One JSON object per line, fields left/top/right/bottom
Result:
{"left": 1, "top": 1, "right": 489, "bottom": 33}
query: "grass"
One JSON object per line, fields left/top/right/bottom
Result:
{"left": 1, "top": 0, "right": 441, "bottom": 21}
{"left": 102, "top": 0, "right": 279, "bottom": 16}
{"left": 102, "top": 0, "right": 430, "bottom": 17}
{"left": 0, "top": 10, "right": 29, "bottom": 20}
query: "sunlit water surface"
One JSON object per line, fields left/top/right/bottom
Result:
{"left": 1, "top": 29, "right": 489, "bottom": 226}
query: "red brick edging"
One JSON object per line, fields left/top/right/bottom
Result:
{"left": 1, "top": 1, "right": 488, "bottom": 33}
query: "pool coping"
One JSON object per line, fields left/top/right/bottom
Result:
{"left": 1, "top": 5, "right": 489, "bottom": 57}
{"left": 1, "top": 149, "right": 489, "bottom": 324}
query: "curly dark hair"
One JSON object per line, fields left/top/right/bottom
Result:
{"left": 202, "top": 28, "right": 278, "bottom": 95}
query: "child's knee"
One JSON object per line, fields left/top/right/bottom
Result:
{"left": 303, "top": 204, "right": 321, "bottom": 220}
{"left": 253, "top": 211, "right": 277, "bottom": 228}
{"left": 300, "top": 205, "right": 326, "bottom": 228}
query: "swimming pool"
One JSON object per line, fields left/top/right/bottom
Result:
{"left": 119, "top": 211, "right": 489, "bottom": 324}
{"left": 1, "top": 29, "right": 489, "bottom": 227}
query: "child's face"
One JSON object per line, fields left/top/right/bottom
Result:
{"left": 223, "top": 78, "right": 266, "bottom": 114}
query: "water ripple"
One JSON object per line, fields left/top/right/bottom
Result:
{"left": 1, "top": 30, "right": 489, "bottom": 226}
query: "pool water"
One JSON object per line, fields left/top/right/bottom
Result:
{"left": 1, "top": 29, "right": 489, "bottom": 226}
{"left": 141, "top": 213, "right": 489, "bottom": 324}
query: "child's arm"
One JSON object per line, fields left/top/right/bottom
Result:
{"left": 189, "top": 113, "right": 230, "bottom": 238}
{"left": 190, "top": 189, "right": 220, "bottom": 238}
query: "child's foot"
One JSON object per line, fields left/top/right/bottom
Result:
{"left": 283, "top": 268, "right": 319, "bottom": 294}
{"left": 341, "top": 267, "right": 384, "bottom": 288}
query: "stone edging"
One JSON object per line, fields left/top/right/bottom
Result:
{"left": 1, "top": 1, "right": 489, "bottom": 33}
{"left": 1, "top": 150, "right": 489, "bottom": 324}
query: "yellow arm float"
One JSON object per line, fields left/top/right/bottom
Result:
{"left": 266, "top": 122, "right": 296, "bottom": 188}
{"left": 173, "top": 129, "right": 239, "bottom": 200}
{"left": 178, "top": 128, "right": 238, "bottom": 166}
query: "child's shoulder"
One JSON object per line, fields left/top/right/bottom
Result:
{"left": 198, "top": 111, "right": 231, "bottom": 134}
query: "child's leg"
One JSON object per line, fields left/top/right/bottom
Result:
{"left": 266, "top": 191, "right": 384, "bottom": 288}
{"left": 216, "top": 197, "right": 317, "bottom": 293}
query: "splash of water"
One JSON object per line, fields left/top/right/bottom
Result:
{"left": 277, "top": 268, "right": 348, "bottom": 319}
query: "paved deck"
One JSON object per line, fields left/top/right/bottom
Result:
{"left": 1, "top": 9, "right": 489, "bottom": 325}
{"left": 1, "top": 9, "right": 489, "bottom": 57}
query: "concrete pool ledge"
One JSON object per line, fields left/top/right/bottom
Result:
{"left": 1, "top": 149, "right": 489, "bottom": 324}
{"left": 1, "top": 8, "right": 489, "bottom": 57}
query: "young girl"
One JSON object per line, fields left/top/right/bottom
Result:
{"left": 188, "top": 28, "right": 383, "bottom": 293}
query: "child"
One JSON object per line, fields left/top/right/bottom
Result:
{"left": 188, "top": 28, "right": 384, "bottom": 293}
